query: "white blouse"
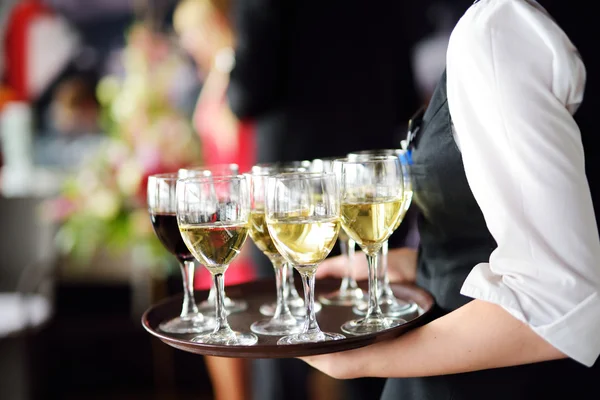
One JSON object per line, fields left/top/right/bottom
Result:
{"left": 446, "top": 0, "right": 600, "bottom": 367}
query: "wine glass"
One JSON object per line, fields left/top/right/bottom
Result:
{"left": 253, "top": 160, "right": 312, "bottom": 172}
{"left": 178, "top": 163, "right": 239, "bottom": 179}
{"left": 252, "top": 163, "right": 322, "bottom": 317}
{"left": 266, "top": 172, "right": 345, "bottom": 344}
{"left": 147, "top": 173, "right": 215, "bottom": 334}
{"left": 311, "top": 157, "right": 364, "bottom": 306}
{"left": 177, "top": 175, "right": 257, "bottom": 345}
{"left": 347, "top": 150, "right": 418, "bottom": 317}
{"left": 337, "top": 156, "right": 407, "bottom": 335}
{"left": 178, "top": 164, "right": 248, "bottom": 315}
{"left": 247, "top": 171, "right": 303, "bottom": 335}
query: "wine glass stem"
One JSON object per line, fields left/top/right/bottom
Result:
{"left": 287, "top": 265, "right": 299, "bottom": 299}
{"left": 213, "top": 273, "right": 231, "bottom": 333}
{"left": 364, "top": 253, "right": 383, "bottom": 319}
{"left": 180, "top": 260, "right": 199, "bottom": 318}
{"left": 348, "top": 238, "right": 359, "bottom": 290}
{"left": 380, "top": 240, "right": 395, "bottom": 298}
{"left": 300, "top": 272, "right": 320, "bottom": 334}
{"left": 338, "top": 238, "right": 358, "bottom": 292}
{"left": 207, "top": 281, "right": 216, "bottom": 304}
{"left": 272, "top": 260, "right": 293, "bottom": 319}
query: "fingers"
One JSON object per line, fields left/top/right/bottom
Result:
{"left": 316, "top": 247, "right": 418, "bottom": 283}
{"left": 386, "top": 247, "right": 418, "bottom": 283}
{"left": 315, "top": 252, "right": 369, "bottom": 280}
{"left": 314, "top": 255, "right": 350, "bottom": 279}
{"left": 297, "top": 352, "right": 357, "bottom": 380}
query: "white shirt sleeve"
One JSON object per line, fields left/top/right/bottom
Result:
{"left": 446, "top": 0, "right": 600, "bottom": 367}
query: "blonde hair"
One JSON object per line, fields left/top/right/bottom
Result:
{"left": 173, "top": 0, "right": 230, "bottom": 34}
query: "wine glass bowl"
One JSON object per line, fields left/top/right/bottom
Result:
{"left": 266, "top": 172, "right": 345, "bottom": 344}
{"left": 177, "top": 175, "right": 257, "bottom": 346}
{"left": 178, "top": 163, "right": 239, "bottom": 179}
{"left": 147, "top": 173, "right": 215, "bottom": 334}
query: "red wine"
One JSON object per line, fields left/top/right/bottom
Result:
{"left": 150, "top": 212, "right": 194, "bottom": 262}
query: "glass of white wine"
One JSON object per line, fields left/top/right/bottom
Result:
{"left": 311, "top": 157, "right": 364, "bottom": 306}
{"left": 251, "top": 163, "right": 322, "bottom": 318}
{"left": 266, "top": 172, "right": 345, "bottom": 344}
{"left": 337, "top": 156, "right": 407, "bottom": 335}
{"left": 147, "top": 173, "right": 215, "bottom": 334}
{"left": 177, "top": 175, "right": 257, "bottom": 345}
{"left": 247, "top": 170, "right": 303, "bottom": 335}
{"left": 178, "top": 164, "right": 248, "bottom": 315}
{"left": 347, "top": 150, "right": 418, "bottom": 317}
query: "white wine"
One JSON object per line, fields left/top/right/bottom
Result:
{"left": 179, "top": 223, "right": 249, "bottom": 274}
{"left": 393, "top": 190, "right": 414, "bottom": 230}
{"left": 249, "top": 211, "right": 281, "bottom": 261}
{"left": 268, "top": 216, "right": 340, "bottom": 271}
{"left": 341, "top": 198, "right": 403, "bottom": 254}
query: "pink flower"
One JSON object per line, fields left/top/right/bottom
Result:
{"left": 136, "top": 145, "right": 163, "bottom": 174}
{"left": 42, "top": 197, "right": 77, "bottom": 222}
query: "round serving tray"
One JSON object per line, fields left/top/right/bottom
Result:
{"left": 142, "top": 278, "right": 435, "bottom": 358}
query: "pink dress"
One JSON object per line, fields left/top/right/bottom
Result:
{"left": 192, "top": 87, "right": 257, "bottom": 289}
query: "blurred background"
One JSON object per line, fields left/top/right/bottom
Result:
{"left": 0, "top": 0, "right": 593, "bottom": 399}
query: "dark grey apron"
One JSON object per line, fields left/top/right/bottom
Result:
{"left": 381, "top": 71, "right": 599, "bottom": 399}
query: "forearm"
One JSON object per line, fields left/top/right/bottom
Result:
{"left": 303, "top": 300, "right": 566, "bottom": 379}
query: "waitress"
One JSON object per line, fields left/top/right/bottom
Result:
{"left": 304, "top": 0, "right": 600, "bottom": 398}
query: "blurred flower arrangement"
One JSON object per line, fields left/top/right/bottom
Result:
{"left": 46, "top": 23, "right": 201, "bottom": 274}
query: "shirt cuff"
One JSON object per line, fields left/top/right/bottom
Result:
{"left": 461, "top": 263, "right": 600, "bottom": 367}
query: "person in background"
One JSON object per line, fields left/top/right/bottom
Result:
{"left": 175, "top": 0, "right": 255, "bottom": 174}
{"left": 173, "top": 1, "right": 254, "bottom": 400}
{"left": 226, "top": 1, "right": 430, "bottom": 399}
{"left": 174, "top": 0, "right": 257, "bottom": 287}
{"left": 47, "top": 74, "right": 100, "bottom": 136}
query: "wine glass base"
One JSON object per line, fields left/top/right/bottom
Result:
{"left": 250, "top": 316, "right": 304, "bottom": 336}
{"left": 158, "top": 315, "right": 215, "bottom": 334}
{"left": 198, "top": 298, "right": 248, "bottom": 315}
{"left": 352, "top": 299, "right": 418, "bottom": 317}
{"left": 259, "top": 301, "right": 322, "bottom": 317}
{"left": 287, "top": 294, "right": 304, "bottom": 308}
{"left": 319, "top": 287, "right": 364, "bottom": 306}
{"left": 341, "top": 315, "right": 406, "bottom": 336}
{"left": 277, "top": 331, "right": 345, "bottom": 345}
{"left": 191, "top": 330, "right": 258, "bottom": 346}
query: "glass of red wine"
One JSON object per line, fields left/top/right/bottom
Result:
{"left": 148, "top": 173, "right": 215, "bottom": 334}
{"left": 178, "top": 164, "right": 248, "bottom": 315}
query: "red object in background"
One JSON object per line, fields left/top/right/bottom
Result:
{"left": 192, "top": 88, "right": 257, "bottom": 290}
{"left": 194, "top": 97, "right": 256, "bottom": 175}
{"left": 0, "top": 87, "right": 19, "bottom": 169}
{"left": 3, "top": 0, "right": 52, "bottom": 101}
